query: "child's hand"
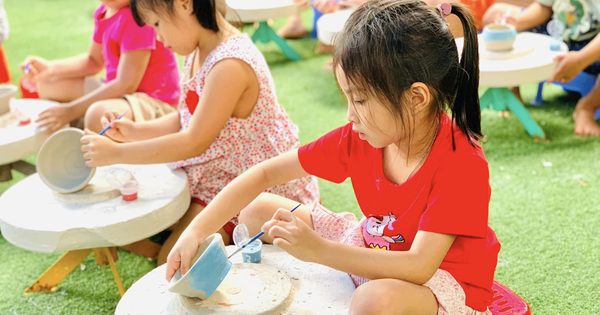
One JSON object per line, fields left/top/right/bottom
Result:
{"left": 550, "top": 51, "right": 587, "bottom": 84}
{"left": 35, "top": 104, "right": 74, "bottom": 133}
{"left": 101, "top": 111, "right": 137, "bottom": 142}
{"left": 20, "top": 56, "right": 54, "bottom": 83}
{"left": 80, "top": 130, "right": 122, "bottom": 167}
{"left": 165, "top": 228, "right": 205, "bottom": 282}
{"left": 261, "top": 208, "right": 323, "bottom": 263}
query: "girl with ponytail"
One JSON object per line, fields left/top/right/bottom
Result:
{"left": 167, "top": 1, "right": 500, "bottom": 314}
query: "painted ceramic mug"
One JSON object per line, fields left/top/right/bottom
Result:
{"left": 168, "top": 233, "right": 232, "bottom": 299}
{"left": 37, "top": 128, "right": 96, "bottom": 193}
{"left": 482, "top": 23, "right": 517, "bottom": 52}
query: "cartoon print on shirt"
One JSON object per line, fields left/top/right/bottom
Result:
{"left": 363, "top": 212, "right": 404, "bottom": 250}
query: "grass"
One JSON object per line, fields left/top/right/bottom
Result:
{"left": 1, "top": 1, "right": 599, "bottom": 314}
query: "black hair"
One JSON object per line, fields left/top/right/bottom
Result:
{"left": 131, "top": 0, "right": 220, "bottom": 32}
{"left": 334, "top": 0, "right": 482, "bottom": 149}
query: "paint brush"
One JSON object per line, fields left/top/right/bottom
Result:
{"left": 227, "top": 203, "right": 302, "bottom": 259}
{"left": 99, "top": 109, "right": 129, "bottom": 136}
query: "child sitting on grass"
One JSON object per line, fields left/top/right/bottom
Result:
{"left": 167, "top": 1, "right": 500, "bottom": 314}
{"left": 80, "top": 0, "right": 320, "bottom": 264}
{"left": 19, "top": 0, "right": 180, "bottom": 133}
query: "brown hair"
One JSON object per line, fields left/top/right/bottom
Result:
{"left": 334, "top": 0, "right": 482, "bottom": 149}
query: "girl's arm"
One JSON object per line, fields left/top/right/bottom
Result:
{"left": 313, "top": 231, "right": 455, "bottom": 284}
{"left": 25, "top": 42, "right": 105, "bottom": 82}
{"left": 166, "top": 149, "right": 311, "bottom": 279}
{"left": 67, "top": 49, "right": 151, "bottom": 119}
{"left": 83, "top": 58, "right": 255, "bottom": 166}
{"left": 550, "top": 34, "right": 600, "bottom": 82}
{"left": 512, "top": 2, "right": 552, "bottom": 31}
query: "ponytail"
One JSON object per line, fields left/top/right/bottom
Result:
{"left": 449, "top": 4, "right": 482, "bottom": 149}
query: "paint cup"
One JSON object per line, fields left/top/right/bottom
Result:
{"left": 120, "top": 179, "right": 138, "bottom": 201}
{"left": 241, "top": 239, "right": 262, "bottom": 263}
{"left": 37, "top": 128, "right": 96, "bottom": 193}
{"left": 168, "top": 233, "right": 232, "bottom": 299}
{"left": 481, "top": 23, "right": 517, "bottom": 52}
{"left": 105, "top": 167, "right": 138, "bottom": 201}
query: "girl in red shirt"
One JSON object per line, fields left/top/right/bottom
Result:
{"left": 167, "top": 1, "right": 500, "bottom": 314}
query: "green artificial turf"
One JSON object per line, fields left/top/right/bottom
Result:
{"left": 1, "top": 1, "right": 598, "bottom": 314}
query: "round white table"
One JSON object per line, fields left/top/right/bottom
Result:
{"left": 115, "top": 245, "right": 356, "bottom": 315}
{"left": 316, "top": 8, "right": 354, "bottom": 46}
{"left": 0, "top": 98, "right": 61, "bottom": 181}
{"left": 225, "top": 0, "right": 303, "bottom": 61}
{"left": 457, "top": 32, "right": 568, "bottom": 140}
{"left": 0, "top": 164, "right": 190, "bottom": 295}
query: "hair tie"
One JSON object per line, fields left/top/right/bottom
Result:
{"left": 437, "top": 3, "right": 452, "bottom": 18}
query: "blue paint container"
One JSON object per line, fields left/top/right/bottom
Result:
{"left": 241, "top": 239, "right": 262, "bottom": 263}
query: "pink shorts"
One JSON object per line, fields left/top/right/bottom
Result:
{"left": 310, "top": 203, "right": 492, "bottom": 315}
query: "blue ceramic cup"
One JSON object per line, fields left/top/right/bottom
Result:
{"left": 168, "top": 233, "right": 232, "bottom": 299}
{"left": 482, "top": 24, "right": 517, "bottom": 52}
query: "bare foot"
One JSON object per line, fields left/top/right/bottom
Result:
{"left": 573, "top": 102, "right": 600, "bottom": 137}
{"left": 277, "top": 16, "right": 307, "bottom": 39}
{"left": 315, "top": 42, "right": 334, "bottom": 54}
{"left": 509, "top": 86, "right": 525, "bottom": 105}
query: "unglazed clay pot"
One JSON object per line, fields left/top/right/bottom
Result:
{"left": 37, "top": 128, "right": 96, "bottom": 193}
{"left": 0, "top": 85, "right": 17, "bottom": 114}
{"left": 168, "top": 233, "right": 232, "bottom": 299}
{"left": 482, "top": 24, "right": 517, "bottom": 52}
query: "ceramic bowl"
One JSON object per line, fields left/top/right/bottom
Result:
{"left": 168, "top": 233, "right": 232, "bottom": 299}
{"left": 482, "top": 24, "right": 517, "bottom": 52}
{"left": 0, "top": 85, "right": 17, "bottom": 114}
{"left": 37, "top": 128, "right": 96, "bottom": 193}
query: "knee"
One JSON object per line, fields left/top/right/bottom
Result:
{"left": 350, "top": 281, "right": 409, "bottom": 315}
{"left": 84, "top": 101, "right": 110, "bottom": 132}
{"left": 238, "top": 193, "right": 280, "bottom": 236}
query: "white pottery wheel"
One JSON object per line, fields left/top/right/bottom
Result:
{"left": 0, "top": 164, "right": 190, "bottom": 253}
{"left": 456, "top": 32, "right": 568, "bottom": 87}
{"left": 225, "top": 0, "right": 300, "bottom": 23}
{"left": 317, "top": 9, "right": 354, "bottom": 46}
{"left": 0, "top": 99, "right": 62, "bottom": 165}
{"left": 115, "top": 245, "right": 356, "bottom": 315}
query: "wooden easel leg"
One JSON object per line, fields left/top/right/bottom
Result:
{"left": 24, "top": 249, "right": 92, "bottom": 293}
{"left": 119, "top": 239, "right": 161, "bottom": 259}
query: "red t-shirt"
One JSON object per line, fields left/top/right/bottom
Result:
{"left": 298, "top": 114, "right": 500, "bottom": 311}
{"left": 92, "top": 5, "right": 181, "bottom": 106}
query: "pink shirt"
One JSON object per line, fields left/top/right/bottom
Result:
{"left": 92, "top": 5, "right": 180, "bottom": 106}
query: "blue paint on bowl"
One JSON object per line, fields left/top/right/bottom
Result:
{"left": 482, "top": 24, "right": 517, "bottom": 51}
{"left": 241, "top": 239, "right": 262, "bottom": 263}
{"left": 168, "top": 234, "right": 232, "bottom": 299}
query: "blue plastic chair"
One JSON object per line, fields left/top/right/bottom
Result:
{"left": 532, "top": 71, "right": 600, "bottom": 119}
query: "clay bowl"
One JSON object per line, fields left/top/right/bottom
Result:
{"left": 482, "top": 23, "right": 517, "bottom": 52}
{"left": 37, "top": 128, "right": 96, "bottom": 193}
{"left": 0, "top": 85, "right": 17, "bottom": 114}
{"left": 168, "top": 233, "right": 232, "bottom": 299}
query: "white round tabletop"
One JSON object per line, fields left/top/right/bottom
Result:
{"left": 225, "top": 0, "right": 300, "bottom": 23}
{"left": 0, "top": 164, "right": 190, "bottom": 253}
{"left": 115, "top": 245, "right": 355, "bottom": 315}
{"left": 317, "top": 9, "right": 355, "bottom": 46}
{"left": 0, "top": 99, "right": 61, "bottom": 165}
{"left": 456, "top": 32, "right": 568, "bottom": 87}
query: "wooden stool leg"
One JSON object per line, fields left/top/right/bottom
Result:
{"left": 119, "top": 239, "right": 161, "bottom": 259}
{"left": 24, "top": 249, "right": 92, "bottom": 293}
{"left": 102, "top": 247, "right": 125, "bottom": 296}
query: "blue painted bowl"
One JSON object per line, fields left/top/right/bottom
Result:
{"left": 168, "top": 234, "right": 232, "bottom": 299}
{"left": 482, "top": 24, "right": 517, "bottom": 52}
